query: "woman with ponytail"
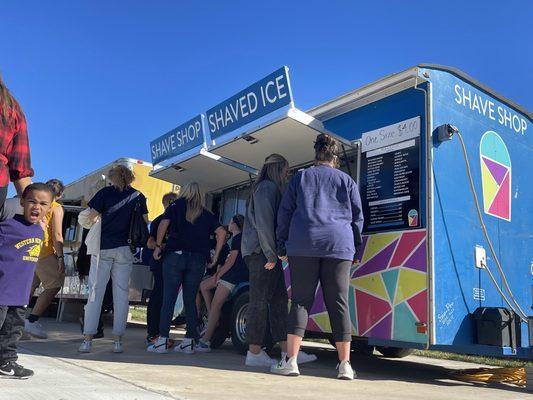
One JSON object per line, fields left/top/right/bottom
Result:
{"left": 272, "top": 134, "right": 364, "bottom": 380}
{"left": 79, "top": 165, "right": 148, "bottom": 354}
{"left": 242, "top": 153, "right": 316, "bottom": 367}
{"left": 0, "top": 75, "right": 34, "bottom": 211}
{"left": 149, "top": 182, "right": 227, "bottom": 354}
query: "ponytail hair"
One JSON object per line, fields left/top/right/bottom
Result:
{"left": 252, "top": 153, "right": 289, "bottom": 192}
{"left": 314, "top": 133, "right": 338, "bottom": 166}
{"left": 108, "top": 165, "right": 135, "bottom": 192}
{"left": 179, "top": 182, "right": 204, "bottom": 224}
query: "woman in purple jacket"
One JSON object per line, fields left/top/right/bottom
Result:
{"left": 272, "top": 133, "right": 364, "bottom": 380}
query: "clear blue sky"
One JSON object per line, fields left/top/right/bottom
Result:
{"left": 1, "top": 1, "right": 531, "bottom": 188}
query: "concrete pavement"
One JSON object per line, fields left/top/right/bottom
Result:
{"left": 1, "top": 318, "right": 530, "bottom": 400}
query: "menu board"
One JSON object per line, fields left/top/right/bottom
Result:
{"left": 360, "top": 117, "right": 421, "bottom": 233}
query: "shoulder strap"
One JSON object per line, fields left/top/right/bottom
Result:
{"left": 106, "top": 190, "right": 140, "bottom": 216}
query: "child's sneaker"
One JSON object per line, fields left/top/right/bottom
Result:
{"left": 245, "top": 350, "right": 277, "bottom": 367}
{"left": 24, "top": 319, "right": 48, "bottom": 339}
{"left": 147, "top": 336, "right": 169, "bottom": 353}
{"left": 174, "top": 338, "right": 195, "bottom": 354}
{"left": 337, "top": 360, "right": 356, "bottom": 380}
{"left": 0, "top": 361, "right": 34, "bottom": 379}
{"left": 270, "top": 356, "right": 300, "bottom": 376}
{"left": 195, "top": 340, "right": 211, "bottom": 352}
{"left": 78, "top": 339, "right": 92, "bottom": 353}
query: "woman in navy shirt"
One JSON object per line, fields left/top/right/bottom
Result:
{"left": 149, "top": 182, "right": 226, "bottom": 354}
{"left": 272, "top": 134, "right": 364, "bottom": 380}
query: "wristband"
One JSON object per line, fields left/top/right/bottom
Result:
{"left": 57, "top": 255, "right": 64, "bottom": 260}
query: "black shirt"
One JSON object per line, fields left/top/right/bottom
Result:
{"left": 220, "top": 233, "right": 248, "bottom": 284}
{"left": 164, "top": 198, "right": 221, "bottom": 258}
{"left": 88, "top": 186, "right": 148, "bottom": 250}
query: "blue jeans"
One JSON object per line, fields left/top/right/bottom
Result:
{"left": 159, "top": 251, "right": 206, "bottom": 339}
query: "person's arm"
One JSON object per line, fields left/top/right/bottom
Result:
{"left": 350, "top": 181, "right": 364, "bottom": 261}
{"left": 216, "top": 250, "right": 238, "bottom": 280}
{"left": 51, "top": 206, "right": 65, "bottom": 273}
{"left": 253, "top": 183, "right": 279, "bottom": 267}
{"left": 13, "top": 177, "right": 31, "bottom": 196}
{"left": 208, "top": 226, "right": 227, "bottom": 268}
{"left": 8, "top": 115, "right": 34, "bottom": 195}
{"left": 276, "top": 176, "right": 298, "bottom": 261}
{"left": 147, "top": 236, "right": 156, "bottom": 250}
{"left": 153, "top": 219, "right": 170, "bottom": 260}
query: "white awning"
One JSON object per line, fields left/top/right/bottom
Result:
{"left": 209, "top": 107, "right": 352, "bottom": 169}
{"left": 149, "top": 107, "right": 353, "bottom": 193}
{"left": 149, "top": 149, "right": 252, "bottom": 193}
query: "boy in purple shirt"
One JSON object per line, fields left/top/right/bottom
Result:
{"left": 0, "top": 183, "right": 52, "bottom": 379}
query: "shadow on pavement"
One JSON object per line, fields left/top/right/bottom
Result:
{"left": 18, "top": 319, "right": 525, "bottom": 394}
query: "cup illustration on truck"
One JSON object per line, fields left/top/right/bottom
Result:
{"left": 479, "top": 131, "right": 511, "bottom": 221}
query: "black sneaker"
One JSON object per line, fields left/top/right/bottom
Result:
{"left": 0, "top": 361, "right": 34, "bottom": 379}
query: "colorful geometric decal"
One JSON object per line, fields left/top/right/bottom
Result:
{"left": 480, "top": 131, "right": 511, "bottom": 221}
{"left": 301, "top": 229, "right": 428, "bottom": 345}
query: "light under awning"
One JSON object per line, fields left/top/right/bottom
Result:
{"left": 210, "top": 107, "right": 352, "bottom": 169}
{"left": 149, "top": 150, "right": 252, "bottom": 193}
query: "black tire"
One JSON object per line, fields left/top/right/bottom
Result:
{"left": 230, "top": 290, "right": 275, "bottom": 355}
{"left": 376, "top": 346, "right": 414, "bottom": 358}
{"left": 209, "top": 302, "right": 232, "bottom": 349}
{"left": 329, "top": 338, "right": 375, "bottom": 355}
{"left": 351, "top": 340, "right": 375, "bottom": 356}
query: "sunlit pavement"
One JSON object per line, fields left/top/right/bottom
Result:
{"left": 1, "top": 318, "right": 530, "bottom": 400}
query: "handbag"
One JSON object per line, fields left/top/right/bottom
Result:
{"left": 127, "top": 196, "right": 149, "bottom": 251}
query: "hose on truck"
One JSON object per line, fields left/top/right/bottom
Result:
{"left": 454, "top": 129, "right": 528, "bottom": 323}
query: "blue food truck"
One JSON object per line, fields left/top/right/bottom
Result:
{"left": 149, "top": 65, "right": 532, "bottom": 359}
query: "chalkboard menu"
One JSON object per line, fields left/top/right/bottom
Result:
{"left": 360, "top": 117, "right": 421, "bottom": 233}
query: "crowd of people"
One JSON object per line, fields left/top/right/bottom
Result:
{"left": 0, "top": 75, "right": 364, "bottom": 381}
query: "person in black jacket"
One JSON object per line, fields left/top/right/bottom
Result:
{"left": 145, "top": 192, "right": 178, "bottom": 345}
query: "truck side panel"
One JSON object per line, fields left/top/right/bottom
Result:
{"left": 425, "top": 67, "right": 532, "bottom": 356}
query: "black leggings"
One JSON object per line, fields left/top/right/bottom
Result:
{"left": 288, "top": 256, "right": 352, "bottom": 342}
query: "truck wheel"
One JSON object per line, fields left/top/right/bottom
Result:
{"left": 230, "top": 291, "right": 275, "bottom": 354}
{"left": 376, "top": 346, "right": 413, "bottom": 358}
{"left": 231, "top": 292, "right": 250, "bottom": 354}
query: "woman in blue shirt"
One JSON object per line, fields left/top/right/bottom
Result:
{"left": 272, "top": 134, "right": 364, "bottom": 380}
{"left": 149, "top": 182, "right": 226, "bottom": 354}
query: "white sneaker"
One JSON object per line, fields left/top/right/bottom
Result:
{"left": 78, "top": 340, "right": 92, "bottom": 353}
{"left": 281, "top": 350, "right": 318, "bottom": 364}
{"left": 24, "top": 320, "right": 48, "bottom": 339}
{"left": 112, "top": 341, "right": 123, "bottom": 353}
{"left": 174, "top": 338, "right": 195, "bottom": 354}
{"left": 245, "top": 350, "right": 277, "bottom": 367}
{"left": 337, "top": 360, "right": 355, "bottom": 380}
{"left": 147, "top": 336, "right": 169, "bottom": 354}
{"left": 270, "top": 356, "right": 300, "bottom": 376}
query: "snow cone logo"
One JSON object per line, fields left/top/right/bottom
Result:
{"left": 479, "top": 131, "right": 511, "bottom": 221}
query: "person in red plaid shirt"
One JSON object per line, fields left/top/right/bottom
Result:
{"left": 0, "top": 75, "right": 34, "bottom": 211}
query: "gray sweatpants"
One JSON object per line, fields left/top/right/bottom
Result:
{"left": 83, "top": 246, "right": 133, "bottom": 337}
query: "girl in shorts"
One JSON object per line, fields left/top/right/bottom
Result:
{"left": 196, "top": 214, "right": 246, "bottom": 352}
